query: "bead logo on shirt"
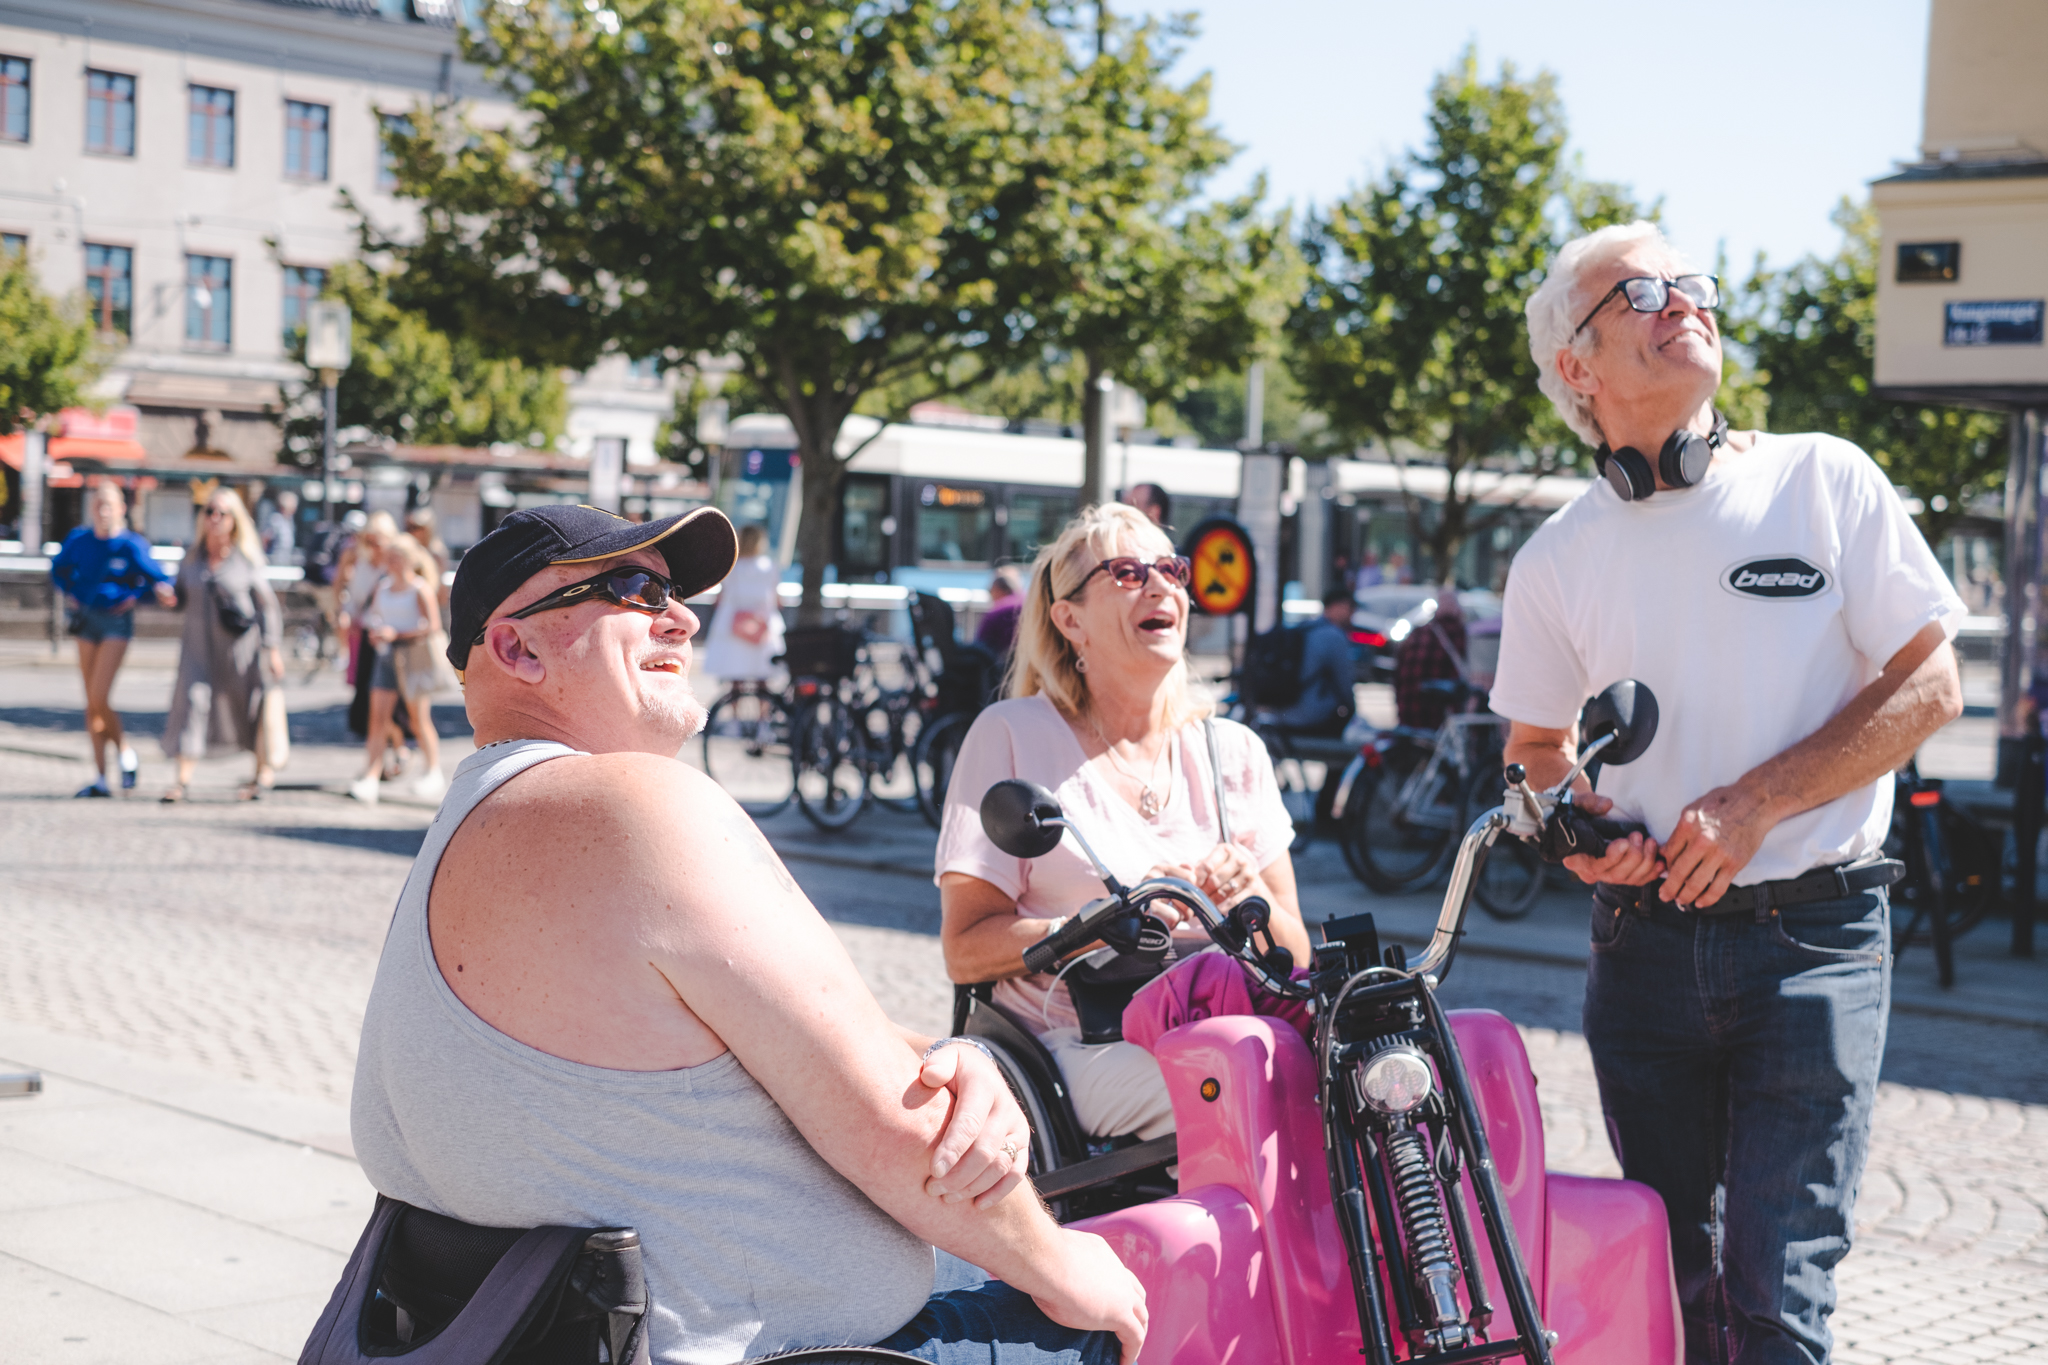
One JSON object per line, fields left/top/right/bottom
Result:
{"left": 1723, "top": 556, "right": 1828, "bottom": 599}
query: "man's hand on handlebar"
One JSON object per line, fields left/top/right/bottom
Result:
{"left": 1561, "top": 792, "right": 1666, "bottom": 886}
{"left": 918, "top": 1042, "right": 1031, "bottom": 1210}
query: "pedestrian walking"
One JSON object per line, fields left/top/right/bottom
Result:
{"left": 698, "top": 523, "right": 785, "bottom": 684}
{"left": 347, "top": 531, "right": 446, "bottom": 805}
{"left": 260, "top": 490, "right": 300, "bottom": 565}
{"left": 48, "top": 482, "right": 176, "bottom": 796}
{"left": 1498, "top": 220, "right": 1965, "bottom": 1363}
{"left": 161, "top": 489, "right": 285, "bottom": 802}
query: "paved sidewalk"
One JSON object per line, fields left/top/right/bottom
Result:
{"left": 3, "top": 639, "right": 2045, "bottom": 1363}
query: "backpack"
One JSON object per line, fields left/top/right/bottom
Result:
{"left": 1242, "top": 623, "right": 1308, "bottom": 709}
{"left": 303, "top": 524, "right": 346, "bottom": 587}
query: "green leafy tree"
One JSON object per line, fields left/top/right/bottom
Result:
{"left": 277, "top": 261, "right": 567, "bottom": 464}
{"left": 375, "top": 0, "right": 1077, "bottom": 617}
{"left": 1288, "top": 50, "right": 1657, "bottom": 582}
{"left": 0, "top": 247, "right": 102, "bottom": 436}
{"left": 1733, "top": 200, "right": 2007, "bottom": 547}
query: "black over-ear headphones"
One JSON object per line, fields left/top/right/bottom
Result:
{"left": 1594, "top": 411, "right": 1729, "bottom": 502}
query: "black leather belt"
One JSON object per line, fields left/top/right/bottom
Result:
{"left": 1601, "top": 858, "right": 1904, "bottom": 923}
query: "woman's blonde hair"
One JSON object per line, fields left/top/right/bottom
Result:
{"left": 203, "top": 488, "right": 266, "bottom": 566}
{"left": 381, "top": 528, "right": 440, "bottom": 585}
{"left": 737, "top": 523, "right": 768, "bottom": 558}
{"left": 1006, "top": 502, "right": 1210, "bottom": 726}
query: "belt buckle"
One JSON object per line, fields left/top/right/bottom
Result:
{"left": 1831, "top": 865, "right": 1853, "bottom": 898}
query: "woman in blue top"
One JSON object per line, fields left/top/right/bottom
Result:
{"left": 48, "top": 483, "right": 176, "bottom": 796}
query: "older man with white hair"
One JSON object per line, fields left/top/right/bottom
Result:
{"left": 1491, "top": 222, "right": 1965, "bottom": 1364}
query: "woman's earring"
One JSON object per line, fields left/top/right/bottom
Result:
{"left": 1075, "top": 655, "right": 1088, "bottom": 673}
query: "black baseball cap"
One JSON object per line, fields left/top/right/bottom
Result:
{"left": 447, "top": 504, "right": 737, "bottom": 671}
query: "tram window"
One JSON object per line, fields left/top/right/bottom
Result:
{"left": 1005, "top": 492, "right": 1075, "bottom": 561}
{"left": 841, "top": 477, "right": 890, "bottom": 576}
{"left": 917, "top": 482, "right": 993, "bottom": 563}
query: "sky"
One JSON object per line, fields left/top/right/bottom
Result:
{"left": 1167, "top": 0, "right": 1933, "bottom": 277}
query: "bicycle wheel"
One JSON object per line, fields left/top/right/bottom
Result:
{"left": 914, "top": 711, "right": 971, "bottom": 830}
{"left": 868, "top": 696, "right": 927, "bottom": 814}
{"left": 792, "top": 693, "right": 870, "bottom": 831}
{"left": 1463, "top": 773, "right": 1544, "bottom": 920}
{"left": 1340, "top": 744, "right": 1461, "bottom": 892}
{"left": 701, "top": 689, "right": 797, "bottom": 817}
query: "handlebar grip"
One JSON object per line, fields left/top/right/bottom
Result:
{"left": 1023, "top": 911, "right": 1109, "bottom": 975}
{"left": 1537, "top": 804, "right": 1648, "bottom": 865}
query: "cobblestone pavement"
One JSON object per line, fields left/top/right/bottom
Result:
{"left": 3, "top": 684, "right": 2045, "bottom": 1361}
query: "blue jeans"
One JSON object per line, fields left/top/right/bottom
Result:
{"left": 1583, "top": 883, "right": 1890, "bottom": 1365}
{"left": 875, "top": 1281, "right": 1119, "bottom": 1365}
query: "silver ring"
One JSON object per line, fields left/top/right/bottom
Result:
{"left": 999, "top": 1140, "right": 1020, "bottom": 1162}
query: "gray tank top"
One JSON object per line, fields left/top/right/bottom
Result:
{"left": 351, "top": 739, "right": 934, "bottom": 1364}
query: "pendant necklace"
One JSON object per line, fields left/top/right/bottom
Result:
{"left": 1090, "top": 717, "right": 1171, "bottom": 818}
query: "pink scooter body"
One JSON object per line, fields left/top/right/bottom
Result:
{"left": 1076, "top": 1011, "right": 1681, "bottom": 1365}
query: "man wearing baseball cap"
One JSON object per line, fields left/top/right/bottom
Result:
{"left": 348, "top": 504, "right": 1144, "bottom": 1364}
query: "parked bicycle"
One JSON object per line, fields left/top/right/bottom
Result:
{"left": 1887, "top": 760, "right": 1999, "bottom": 988}
{"left": 781, "top": 624, "right": 873, "bottom": 831}
{"left": 1334, "top": 679, "right": 1547, "bottom": 919}
{"left": 699, "top": 678, "right": 797, "bottom": 817}
{"left": 905, "top": 591, "right": 1001, "bottom": 829}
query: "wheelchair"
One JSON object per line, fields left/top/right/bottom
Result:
{"left": 950, "top": 982, "right": 1180, "bottom": 1224}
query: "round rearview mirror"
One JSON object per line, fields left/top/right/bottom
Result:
{"left": 979, "top": 779, "right": 1066, "bottom": 859}
{"left": 1579, "top": 680, "right": 1659, "bottom": 767}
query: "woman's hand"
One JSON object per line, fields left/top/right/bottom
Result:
{"left": 153, "top": 582, "right": 177, "bottom": 608}
{"left": 1191, "top": 841, "right": 1267, "bottom": 909}
{"left": 1137, "top": 862, "right": 1201, "bottom": 928}
{"left": 369, "top": 625, "right": 396, "bottom": 647}
{"left": 918, "top": 1042, "right": 1030, "bottom": 1209}
{"left": 265, "top": 648, "right": 284, "bottom": 681}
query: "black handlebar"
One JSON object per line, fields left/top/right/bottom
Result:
{"left": 1022, "top": 900, "right": 1125, "bottom": 975}
{"left": 1537, "top": 803, "right": 1648, "bottom": 865}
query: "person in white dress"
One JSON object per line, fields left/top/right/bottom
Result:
{"left": 698, "top": 524, "right": 786, "bottom": 685}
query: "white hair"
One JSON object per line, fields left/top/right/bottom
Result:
{"left": 1525, "top": 221, "right": 1694, "bottom": 447}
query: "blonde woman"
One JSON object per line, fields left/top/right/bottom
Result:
{"left": 347, "top": 531, "right": 445, "bottom": 805}
{"left": 935, "top": 503, "right": 1311, "bottom": 1143}
{"left": 162, "top": 489, "right": 283, "bottom": 802}
{"left": 698, "top": 523, "right": 785, "bottom": 683}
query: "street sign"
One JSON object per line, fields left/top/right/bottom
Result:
{"left": 1944, "top": 300, "right": 2045, "bottom": 347}
{"left": 306, "top": 301, "right": 353, "bottom": 371}
{"left": 1183, "top": 516, "right": 1255, "bottom": 617}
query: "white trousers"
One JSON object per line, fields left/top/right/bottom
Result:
{"left": 1042, "top": 1028, "right": 1178, "bottom": 1141}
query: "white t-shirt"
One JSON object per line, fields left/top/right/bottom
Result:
{"left": 1490, "top": 432, "right": 1965, "bottom": 885}
{"left": 934, "top": 695, "right": 1295, "bottom": 1033}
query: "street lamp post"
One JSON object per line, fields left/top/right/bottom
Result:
{"left": 305, "top": 302, "right": 353, "bottom": 523}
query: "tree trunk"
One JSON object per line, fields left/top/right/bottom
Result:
{"left": 792, "top": 430, "right": 845, "bottom": 626}
{"left": 1080, "top": 351, "right": 1111, "bottom": 509}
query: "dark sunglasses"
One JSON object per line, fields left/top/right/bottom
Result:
{"left": 1572, "top": 273, "right": 1720, "bottom": 338}
{"left": 1064, "top": 555, "right": 1192, "bottom": 599}
{"left": 473, "top": 567, "right": 678, "bottom": 648}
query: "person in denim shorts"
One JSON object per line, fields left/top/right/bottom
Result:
{"left": 1493, "top": 222, "right": 1966, "bottom": 1364}
{"left": 48, "top": 483, "right": 176, "bottom": 797}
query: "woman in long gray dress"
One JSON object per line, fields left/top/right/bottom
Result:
{"left": 161, "top": 489, "right": 284, "bottom": 802}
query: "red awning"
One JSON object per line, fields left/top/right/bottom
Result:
{"left": 0, "top": 407, "right": 148, "bottom": 470}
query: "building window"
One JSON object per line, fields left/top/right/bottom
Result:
{"left": 284, "top": 100, "right": 329, "bottom": 180}
{"left": 188, "top": 84, "right": 235, "bottom": 167}
{"left": 1, "top": 55, "right": 28, "bottom": 143}
{"left": 84, "top": 243, "right": 132, "bottom": 336}
{"left": 2, "top": 232, "right": 24, "bottom": 255}
{"left": 86, "top": 70, "right": 135, "bottom": 156}
{"left": 186, "top": 254, "right": 232, "bottom": 350}
{"left": 377, "top": 112, "right": 411, "bottom": 190}
{"left": 281, "top": 264, "right": 326, "bottom": 345}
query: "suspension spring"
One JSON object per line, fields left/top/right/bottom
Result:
{"left": 1386, "top": 1124, "right": 1469, "bottom": 1341}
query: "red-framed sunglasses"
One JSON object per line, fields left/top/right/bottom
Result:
{"left": 1062, "top": 555, "right": 1192, "bottom": 600}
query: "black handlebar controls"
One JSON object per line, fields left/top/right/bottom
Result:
{"left": 1536, "top": 804, "right": 1647, "bottom": 865}
{"left": 1022, "top": 902, "right": 1117, "bottom": 975}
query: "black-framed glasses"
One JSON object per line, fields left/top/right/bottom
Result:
{"left": 1066, "top": 555, "right": 1192, "bottom": 599}
{"left": 474, "top": 567, "right": 678, "bottom": 646}
{"left": 1572, "top": 274, "right": 1721, "bottom": 337}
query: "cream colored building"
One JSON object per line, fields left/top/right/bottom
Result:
{"left": 0, "top": 0, "right": 674, "bottom": 472}
{"left": 1872, "top": 0, "right": 2048, "bottom": 406}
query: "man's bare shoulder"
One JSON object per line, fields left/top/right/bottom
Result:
{"left": 451, "top": 751, "right": 800, "bottom": 913}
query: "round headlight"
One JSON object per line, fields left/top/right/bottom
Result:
{"left": 1357, "top": 1046, "right": 1434, "bottom": 1115}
